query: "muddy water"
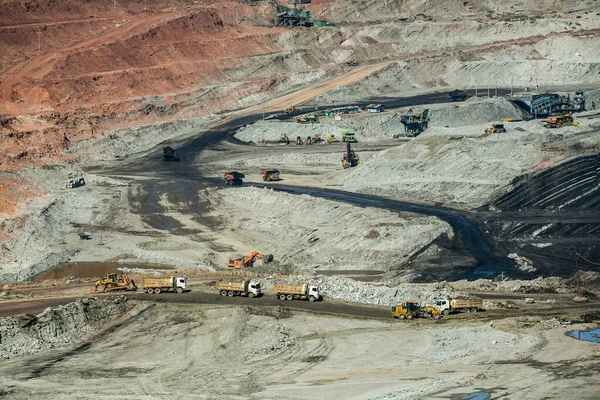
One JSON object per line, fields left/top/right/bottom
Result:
{"left": 35, "top": 262, "right": 175, "bottom": 281}
{"left": 567, "top": 327, "right": 600, "bottom": 343}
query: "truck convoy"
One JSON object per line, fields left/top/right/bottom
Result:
{"left": 341, "top": 141, "right": 360, "bottom": 169}
{"left": 217, "top": 280, "right": 262, "bottom": 298}
{"left": 274, "top": 283, "right": 321, "bottom": 302}
{"left": 434, "top": 297, "right": 484, "bottom": 315}
{"left": 143, "top": 276, "right": 187, "bottom": 294}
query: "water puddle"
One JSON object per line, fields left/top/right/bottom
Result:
{"left": 567, "top": 327, "right": 600, "bottom": 343}
{"left": 461, "top": 393, "right": 490, "bottom": 400}
{"left": 35, "top": 262, "right": 175, "bottom": 281}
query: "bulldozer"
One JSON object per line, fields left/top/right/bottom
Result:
{"left": 341, "top": 141, "right": 360, "bottom": 169}
{"left": 346, "top": 59, "right": 358, "bottom": 67}
{"left": 227, "top": 251, "right": 274, "bottom": 269}
{"left": 91, "top": 273, "right": 137, "bottom": 292}
{"left": 327, "top": 134, "right": 339, "bottom": 144}
{"left": 541, "top": 114, "right": 578, "bottom": 128}
{"left": 284, "top": 106, "right": 297, "bottom": 113}
{"left": 484, "top": 123, "right": 506, "bottom": 135}
{"left": 392, "top": 301, "right": 441, "bottom": 320}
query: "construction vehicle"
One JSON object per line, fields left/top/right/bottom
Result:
{"left": 392, "top": 301, "right": 441, "bottom": 319}
{"left": 341, "top": 131, "right": 357, "bottom": 143}
{"left": 297, "top": 114, "right": 318, "bottom": 124}
{"left": 540, "top": 114, "right": 578, "bottom": 128}
{"left": 312, "top": 133, "right": 324, "bottom": 144}
{"left": 92, "top": 273, "right": 137, "bottom": 292}
{"left": 284, "top": 106, "right": 297, "bottom": 113}
{"left": 274, "top": 4, "right": 313, "bottom": 27}
{"left": 305, "top": 136, "right": 313, "bottom": 145}
{"left": 261, "top": 169, "right": 281, "bottom": 181}
{"left": 278, "top": 133, "right": 290, "bottom": 145}
{"left": 326, "top": 134, "right": 339, "bottom": 144}
{"left": 163, "top": 146, "right": 180, "bottom": 162}
{"left": 400, "top": 109, "right": 429, "bottom": 137}
{"left": 484, "top": 123, "right": 507, "bottom": 135}
{"left": 78, "top": 232, "right": 91, "bottom": 240}
{"left": 216, "top": 280, "right": 262, "bottom": 298}
{"left": 434, "top": 297, "right": 484, "bottom": 315}
{"left": 341, "top": 141, "right": 360, "bottom": 169}
{"left": 143, "top": 276, "right": 187, "bottom": 294}
{"left": 346, "top": 59, "right": 358, "bottom": 67}
{"left": 64, "top": 177, "right": 85, "bottom": 189}
{"left": 227, "top": 251, "right": 274, "bottom": 269}
{"left": 449, "top": 89, "right": 468, "bottom": 102}
{"left": 224, "top": 171, "right": 244, "bottom": 186}
{"left": 274, "top": 283, "right": 321, "bottom": 302}
{"left": 295, "top": 136, "right": 303, "bottom": 145}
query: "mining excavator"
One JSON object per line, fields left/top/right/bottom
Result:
{"left": 91, "top": 273, "right": 137, "bottom": 292}
{"left": 227, "top": 251, "right": 274, "bottom": 269}
{"left": 341, "top": 141, "right": 360, "bottom": 169}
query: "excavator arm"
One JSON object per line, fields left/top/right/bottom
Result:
{"left": 228, "top": 251, "right": 274, "bottom": 269}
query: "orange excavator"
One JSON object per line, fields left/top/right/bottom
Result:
{"left": 227, "top": 251, "right": 274, "bottom": 269}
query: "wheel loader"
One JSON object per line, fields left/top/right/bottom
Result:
{"left": 91, "top": 273, "right": 137, "bottom": 292}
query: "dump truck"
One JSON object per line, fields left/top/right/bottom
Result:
{"left": 485, "top": 123, "right": 506, "bottom": 135}
{"left": 227, "top": 251, "right": 274, "bottom": 269}
{"left": 541, "top": 114, "right": 578, "bottom": 128}
{"left": 341, "top": 131, "right": 357, "bottom": 143}
{"left": 216, "top": 280, "right": 262, "bottom": 298}
{"left": 92, "top": 273, "right": 137, "bottom": 292}
{"left": 326, "top": 134, "right": 339, "bottom": 143}
{"left": 297, "top": 114, "right": 318, "bottom": 124}
{"left": 312, "top": 133, "right": 324, "bottom": 144}
{"left": 434, "top": 297, "right": 484, "bottom": 315}
{"left": 143, "top": 276, "right": 187, "bottom": 294}
{"left": 64, "top": 177, "right": 85, "bottom": 189}
{"left": 274, "top": 283, "right": 321, "bottom": 302}
{"left": 224, "top": 171, "right": 244, "bottom": 186}
{"left": 261, "top": 169, "right": 281, "bottom": 181}
{"left": 163, "top": 146, "right": 181, "bottom": 162}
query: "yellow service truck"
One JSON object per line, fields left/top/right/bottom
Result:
{"left": 143, "top": 277, "right": 187, "bottom": 294}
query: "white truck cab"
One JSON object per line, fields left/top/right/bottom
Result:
{"left": 176, "top": 277, "right": 187, "bottom": 291}
{"left": 434, "top": 299, "right": 450, "bottom": 314}
{"left": 308, "top": 285, "right": 320, "bottom": 301}
{"left": 248, "top": 280, "right": 262, "bottom": 297}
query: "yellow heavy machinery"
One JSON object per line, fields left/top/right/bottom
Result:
{"left": 327, "top": 134, "right": 339, "bottom": 144}
{"left": 346, "top": 59, "right": 358, "bottom": 67}
{"left": 278, "top": 133, "right": 290, "bottom": 145}
{"left": 91, "top": 273, "right": 137, "bottom": 292}
{"left": 341, "top": 141, "right": 360, "bottom": 169}
{"left": 484, "top": 123, "right": 506, "bottom": 135}
{"left": 541, "top": 114, "right": 578, "bottom": 128}
{"left": 227, "top": 251, "right": 274, "bottom": 269}
{"left": 284, "top": 106, "right": 297, "bottom": 113}
{"left": 392, "top": 301, "right": 441, "bottom": 320}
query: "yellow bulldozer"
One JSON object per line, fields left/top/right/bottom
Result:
{"left": 392, "top": 301, "right": 441, "bottom": 320}
{"left": 484, "top": 123, "right": 506, "bottom": 135}
{"left": 91, "top": 273, "right": 137, "bottom": 292}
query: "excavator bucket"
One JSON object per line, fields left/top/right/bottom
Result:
{"left": 264, "top": 254, "right": 274, "bottom": 263}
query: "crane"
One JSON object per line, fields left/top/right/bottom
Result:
{"left": 227, "top": 251, "right": 274, "bottom": 269}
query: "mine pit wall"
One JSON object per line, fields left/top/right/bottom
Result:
{"left": 484, "top": 154, "right": 600, "bottom": 277}
{"left": 0, "top": 297, "right": 130, "bottom": 360}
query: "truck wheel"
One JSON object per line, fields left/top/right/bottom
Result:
{"left": 433, "top": 314, "right": 441, "bottom": 320}
{"left": 176, "top": 287, "right": 183, "bottom": 294}
{"left": 464, "top": 308, "right": 470, "bottom": 313}
{"left": 228, "top": 291, "right": 234, "bottom": 297}
{"left": 399, "top": 314, "right": 405, "bottom": 319}
{"left": 443, "top": 309, "right": 450, "bottom": 316}
{"left": 220, "top": 290, "right": 227, "bottom": 296}
{"left": 407, "top": 314, "right": 413, "bottom": 320}
{"left": 308, "top": 296, "right": 315, "bottom": 302}
{"left": 471, "top": 308, "right": 478, "bottom": 313}
{"left": 155, "top": 288, "right": 161, "bottom": 294}
{"left": 286, "top": 294, "right": 293, "bottom": 301}
{"left": 279, "top": 294, "right": 286, "bottom": 301}
{"left": 248, "top": 292, "right": 255, "bottom": 298}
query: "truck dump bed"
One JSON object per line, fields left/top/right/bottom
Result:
{"left": 274, "top": 284, "right": 304, "bottom": 295}
{"left": 451, "top": 299, "right": 483, "bottom": 309}
{"left": 216, "top": 281, "right": 246, "bottom": 292}
{"left": 144, "top": 278, "right": 173, "bottom": 288}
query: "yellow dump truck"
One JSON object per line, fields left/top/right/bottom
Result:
{"left": 274, "top": 283, "right": 321, "bottom": 302}
{"left": 143, "top": 276, "right": 187, "bottom": 294}
{"left": 216, "top": 280, "right": 262, "bottom": 298}
{"left": 434, "top": 297, "right": 484, "bottom": 315}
